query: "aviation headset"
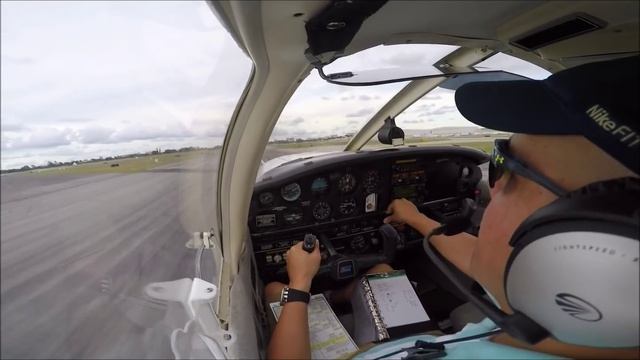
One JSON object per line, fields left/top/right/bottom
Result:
{"left": 424, "top": 176, "right": 640, "bottom": 348}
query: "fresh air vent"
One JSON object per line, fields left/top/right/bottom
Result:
{"left": 511, "top": 14, "right": 606, "bottom": 51}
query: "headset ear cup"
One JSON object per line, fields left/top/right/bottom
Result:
{"left": 503, "top": 178, "right": 640, "bottom": 348}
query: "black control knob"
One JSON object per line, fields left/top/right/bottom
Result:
{"left": 303, "top": 233, "right": 317, "bottom": 253}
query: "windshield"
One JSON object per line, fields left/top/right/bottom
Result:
{"left": 263, "top": 70, "right": 406, "bottom": 163}
{"left": 1, "top": 1, "right": 251, "bottom": 358}
{"left": 263, "top": 49, "right": 550, "bottom": 167}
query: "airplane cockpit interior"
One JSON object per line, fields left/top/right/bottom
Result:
{"left": 249, "top": 142, "right": 488, "bottom": 327}
{"left": 226, "top": 1, "right": 640, "bottom": 357}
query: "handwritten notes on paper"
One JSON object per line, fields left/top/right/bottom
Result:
{"left": 367, "top": 272, "right": 429, "bottom": 328}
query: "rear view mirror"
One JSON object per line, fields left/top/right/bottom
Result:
{"left": 377, "top": 117, "right": 404, "bottom": 146}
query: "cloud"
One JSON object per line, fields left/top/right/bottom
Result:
{"left": 403, "top": 119, "right": 424, "bottom": 124}
{"left": 284, "top": 117, "right": 305, "bottom": 126}
{"left": 110, "top": 121, "right": 193, "bottom": 142}
{"left": 358, "top": 95, "right": 371, "bottom": 101}
{"left": 189, "top": 117, "right": 228, "bottom": 138}
{"left": 271, "top": 126, "right": 316, "bottom": 139}
{"left": 56, "top": 117, "right": 95, "bottom": 123}
{"left": 1, "top": 55, "right": 36, "bottom": 65}
{"left": 76, "top": 125, "right": 115, "bottom": 144}
{"left": 1, "top": 122, "right": 25, "bottom": 132}
{"left": 2, "top": 127, "right": 73, "bottom": 150}
{"left": 202, "top": 125, "right": 228, "bottom": 138}
{"left": 346, "top": 108, "right": 373, "bottom": 118}
{"left": 418, "top": 105, "right": 458, "bottom": 117}
{"left": 347, "top": 120, "right": 359, "bottom": 125}
{"left": 417, "top": 103, "right": 436, "bottom": 110}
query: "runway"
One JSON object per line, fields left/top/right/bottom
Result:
{"left": 0, "top": 147, "right": 305, "bottom": 359}
{"left": 1, "top": 146, "right": 487, "bottom": 358}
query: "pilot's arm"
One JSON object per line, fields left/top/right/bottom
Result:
{"left": 267, "top": 241, "right": 321, "bottom": 360}
{"left": 384, "top": 198, "right": 477, "bottom": 276}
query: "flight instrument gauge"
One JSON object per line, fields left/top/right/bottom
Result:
{"left": 258, "top": 192, "right": 274, "bottom": 206}
{"left": 283, "top": 208, "right": 304, "bottom": 225}
{"left": 281, "top": 183, "right": 301, "bottom": 202}
{"left": 312, "top": 201, "right": 331, "bottom": 221}
{"left": 338, "top": 198, "right": 356, "bottom": 216}
{"left": 363, "top": 170, "right": 379, "bottom": 192}
{"left": 338, "top": 173, "right": 357, "bottom": 193}
{"left": 311, "top": 176, "right": 329, "bottom": 194}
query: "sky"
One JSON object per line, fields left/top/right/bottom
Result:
{"left": 0, "top": 1, "right": 550, "bottom": 170}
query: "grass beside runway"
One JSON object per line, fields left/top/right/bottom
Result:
{"left": 28, "top": 149, "right": 216, "bottom": 176}
{"left": 25, "top": 136, "right": 502, "bottom": 176}
{"left": 270, "top": 136, "right": 505, "bottom": 154}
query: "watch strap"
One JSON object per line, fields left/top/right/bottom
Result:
{"left": 280, "top": 286, "right": 310, "bottom": 305}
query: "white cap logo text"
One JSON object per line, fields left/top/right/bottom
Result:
{"left": 586, "top": 104, "right": 640, "bottom": 147}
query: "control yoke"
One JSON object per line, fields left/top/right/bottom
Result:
{"left": 316, "top": 224, "right": 398, "bottom": 281}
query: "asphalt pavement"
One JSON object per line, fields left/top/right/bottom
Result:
{"left": 1, "top": 153, "right": 223, "bottom": 359}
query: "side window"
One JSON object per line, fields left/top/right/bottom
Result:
{"left": 1, "top": 2, "right": 251, "bottom": 358}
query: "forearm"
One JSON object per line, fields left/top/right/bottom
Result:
{"left": 267, "top": 302, "right": 311, "bottom": 359}
{"left": 267, "top": 280, "right": 313, "bottom": 359}
{"left": 408, "top": 213, "right": 477, "bottom": 276}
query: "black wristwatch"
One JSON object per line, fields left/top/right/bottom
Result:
{"left": 280, "top": 286, "right": 310, "bottom": 305}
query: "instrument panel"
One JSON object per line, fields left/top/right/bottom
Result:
{"left": 249, "top": 147, "right": 487, "bottom": 283}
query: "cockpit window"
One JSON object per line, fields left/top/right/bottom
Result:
{"left": 1, "top": 1, "right": 250, "bottom": 358}
{"left": 264, "top": 70, "right": 406, "bottom": 162}
{"left": 365, "top": 52, "right": 551, "bottom": 153}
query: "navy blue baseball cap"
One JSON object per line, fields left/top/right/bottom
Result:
{"left": 455, "top": 55, "right": 640, "bottom": 174}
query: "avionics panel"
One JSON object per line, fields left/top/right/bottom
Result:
{"left": 249, "top": 147, "right": 487, "bottom": 283}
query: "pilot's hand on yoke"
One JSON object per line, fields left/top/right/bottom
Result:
{"left": 285, "top": 240, "right": 321, "bottom": 292}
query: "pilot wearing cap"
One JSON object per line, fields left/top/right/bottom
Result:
{"left": 267, "top": 56, "right": 639, "bottom": 359}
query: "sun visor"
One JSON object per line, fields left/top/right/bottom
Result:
{"left": 305, "top": 0, "right": 387, "bottom": 64}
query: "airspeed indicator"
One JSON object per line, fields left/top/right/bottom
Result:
{"left": 281, "top": 183, "right": 301, "bottom": 202}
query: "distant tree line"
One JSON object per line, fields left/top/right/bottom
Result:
{"left": 1, "top": 146, "right": 220, "bottom": 174}
{"left": 268, "top": 134, "right": 353, "bottom": 144}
